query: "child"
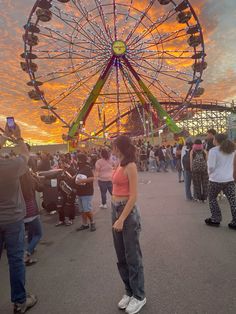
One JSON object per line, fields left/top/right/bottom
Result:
{"left": 75, "top": 154, "right": 96, "bottom": 232}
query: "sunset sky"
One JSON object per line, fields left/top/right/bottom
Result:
{"left": 0, "top": 0, "right": 235, "bottom": 144}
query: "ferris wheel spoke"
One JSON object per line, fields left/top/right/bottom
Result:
{"left": 125, "top": 55, "right": 161, "bottom": 77}
{"left": 39, "top": 25, "right": 74, "bottom": 44}
{"left": 39, "top": 31, "right": 75, "bottom": 47}
{"left": 70, "top": 0, "right": 110, "bottom": 45}
{"left": 35, "top": 49, "right": 106, "bottom": 60}
{"left": 139, "top": 58, "right": 191, "bottom": 82}
{"left": 94, "top": 0, "right": 113, "bottom": 41}
{"left": 131, "top": 27, "right": 186, "bottom": 52}
{"left": 137, "top": 57, "right": 193, "bottom": 79}
{"left": 51, "top": 9, "right": 106, "bottom": 51}
{"left": 137, "top": 71, "right": 179, "bottom": 102}
{"left": 134, "top": 54, "right": 193, "bottom": 61}
{"left": 157, "top": 33, "right": 189, "bottom": 46}
{"left": 123, "top": 57, "right": 177, "bottom": 99}
{"left": 155, "top": 69, "right": 190, "bottom": 83}
{"left": 129, "top": 8, "right": 176, "bottom": 48}
{"left": 129, "top": 49, "right": 193, "bottom": 61}
{"left": 120, "top": 0, "right": 133, "bottom": 39}
{"left": 113, "top": 0, "right": 118, "bottom": 41}
{"left": 37, "top": 55, "right": 104, "bottom": 79}
{"left": 125, "top": 0, "right": 156, "bottom": 44}
{"left": 49, "top": 63, "right": 107, "bottom": 108}
{"left": 37, "top": 58, "right": 106, "bottom": 83}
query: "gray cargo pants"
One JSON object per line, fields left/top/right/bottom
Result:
{"left": 112, "top": 201, "right": 145, "bottom": 300}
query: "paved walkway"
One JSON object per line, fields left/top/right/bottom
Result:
{"left": 1, "top": 172, "right": 236, "bottom": 314}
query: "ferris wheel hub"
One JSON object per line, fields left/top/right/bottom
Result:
{"left": 112, "top": 40, "right": 127, "bottom": 56}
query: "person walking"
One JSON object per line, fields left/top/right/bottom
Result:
{"left": 112, "top": 135, "right": 146, "bottom": 314}
{"left": 0, "top": 123, "right": 37, "bottom": 313}
{"left": 155, "top": 145, "right": 168, "bottom": 172}
{"left": 166, "top": 145, "right": 175, "bottom": 171}
{"left": 148, "top": 146, "right": 157, "bottom": 172}
{"left": 95, "top": 149, "right": 113, "bottom": 209}
{"left": 190, "top": 139, "right": 208, "bottom": 202}
{"left": 205, "top": 134, "right": 236, "bottom": 229}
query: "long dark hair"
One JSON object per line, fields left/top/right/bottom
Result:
{"left": 101, "top": 149, "right": 110, "bottom": 160}
{"left": 215, "top": 134, "right": 235, "bottom": 154}
{"left": 113, "top": 135, "right": 136, "bottom": 167}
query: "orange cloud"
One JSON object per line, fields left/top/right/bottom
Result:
{"left": 0, "top": 0, "right": 235, "bottom": 144}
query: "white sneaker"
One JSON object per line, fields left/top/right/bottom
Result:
{"left": 125, "top": 297, "right": 147, "bottom": 314}
{"left": 118, "top": 295, "right": 131, "bottom": 310}
{"left": 99, "top": 204, "right": 107, "bottom": 209}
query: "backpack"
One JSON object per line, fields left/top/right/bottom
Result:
{"left": 182, "top": 150, "right": 191, "bottom": 171}
{"left": 192, "top": 151, "right": 207, "bottom": 172}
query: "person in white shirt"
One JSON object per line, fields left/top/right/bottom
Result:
{"left": 205, "top": 134, "right": 236, "bottom": 229}
{"left": 148, "top": 147, "right": 156, "bottom": 171}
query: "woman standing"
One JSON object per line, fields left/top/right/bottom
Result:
{"left": 112, "top": 135, "right": 146, "bottom": 314}
{"left": 95, "top": 149, "right": 113, "bottom": 209}
{"left": 190, "top": 139, "right": 208, "bottom": 202}
{"left": 205, "top": 134, "right": 236, "bottom": 229}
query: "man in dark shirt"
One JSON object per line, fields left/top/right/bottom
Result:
{"left": 155, "top": 146, "right": 168, "bottom": 172}
{"left": 0, "top": 123, "right": 37, "bottom": 313}
{"left": 75, "top": 154, "right": 96, "bottom": 232}
{"left": 206, "top": 129, "right": 216, "bottom": 152}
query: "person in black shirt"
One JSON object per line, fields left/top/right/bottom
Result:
{"left": 155, "top": 146, "right": 168, "bottom": 172}
{"left": 56, "top": 162, "right": 77, "bottom": 227}
{"left": 75, "top": 154, "right": 96, "bottom": 232}
{"left": 206, "top": 129, "right": 216, "bottom": 152}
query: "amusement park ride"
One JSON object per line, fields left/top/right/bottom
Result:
{"left": 20, "top": 0, "right": 235, "bottom": 146}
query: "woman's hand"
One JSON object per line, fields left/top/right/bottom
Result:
{"left": 113, "top": 218, "right": 124, "bottom": 232}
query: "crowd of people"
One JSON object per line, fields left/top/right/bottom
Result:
{"left": 178, "top": 129, "right": 236, "bottom": 228}
{"left": 1, "top": 122, "right": 236, "bottom": 314}
{"left": 0, "top": 123, "right": 146, "bottom": 314}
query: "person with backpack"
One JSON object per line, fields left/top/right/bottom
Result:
{"left": 181, "top": 139, "right": 193, "bottom": 201}
{"left": 190, "top": 139, "right": 208, "bottom": 202}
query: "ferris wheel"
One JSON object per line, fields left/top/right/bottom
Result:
{"left": 21, "top": 0, "right": 207, "bottom": 140}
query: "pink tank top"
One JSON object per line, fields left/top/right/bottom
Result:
{"left": 112, "top": 166, "right": 129, "bottom": 196}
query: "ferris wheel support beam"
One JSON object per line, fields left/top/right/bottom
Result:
{"left": 68, "top": 56, "right": 115, "bottom": 138}
{"left": 122, "top": 56, "right": 180, "bottom": 133}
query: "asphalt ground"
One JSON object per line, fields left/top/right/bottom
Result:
{"left": 0, "top": 171, "right": 236, "bottom": 314}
